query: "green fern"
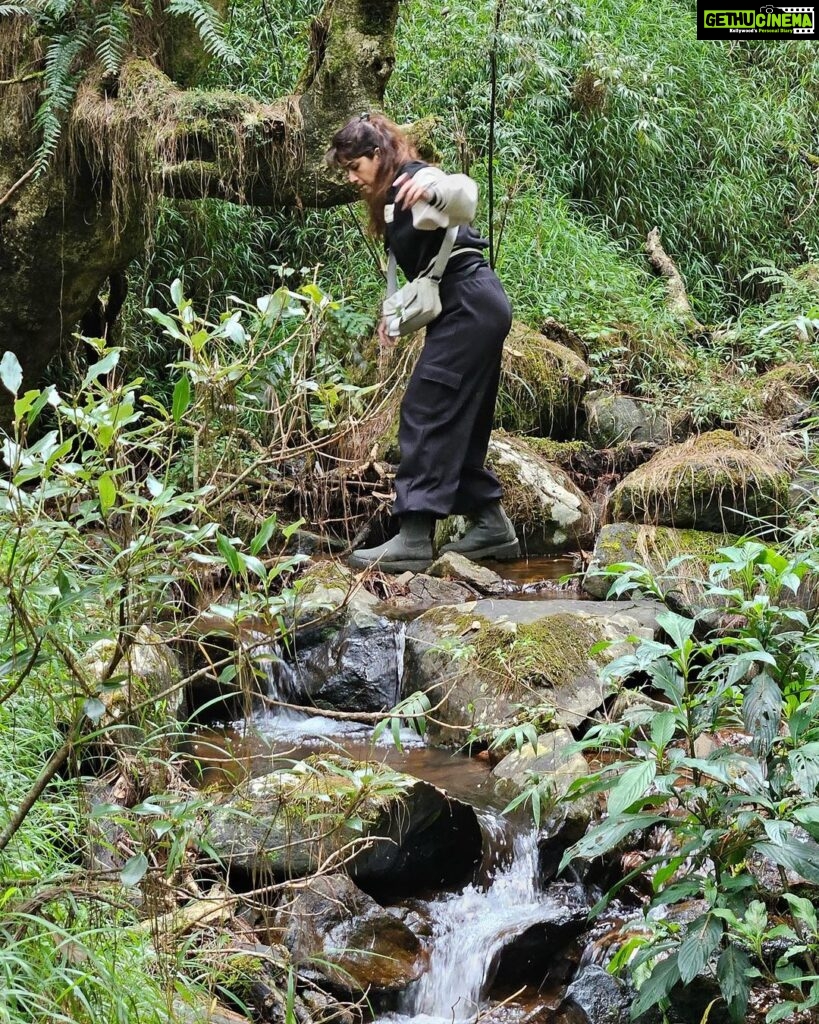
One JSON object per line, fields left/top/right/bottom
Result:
{"left": 165, "top": 0, "right": 237, "bottom": 65}
{"left": 93, "top": 4, "right": 131, "bottom": 76}
{"left": 1, "top": 0, "right": 236, "bottom": 175}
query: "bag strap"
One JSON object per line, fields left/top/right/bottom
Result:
{"left": 386, "top": 225, "right": 459, "bottom": 297}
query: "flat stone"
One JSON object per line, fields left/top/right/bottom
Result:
{"left": 427, "top": 551, "right": 505, "bottom": 594}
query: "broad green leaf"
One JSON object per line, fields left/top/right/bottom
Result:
{"left": 607, "top": 759, "right": 656, "bottom": 817}
{"left": 754, "top": 838, "right": 819, "bottom": 883}
{"left": 631, "top": 952, "right": 680, "bottom": 1016}
{"left": 559, "top": 812, "right": 665, "bottom": 872}
{"left": 793, "top": 804, "right": 819, "bottom": 839}
{"left": 97, "top": 472, "right": 116, "bottom": 514}
{"left": 82, "top": 349, "right": 120, "bottom": 388}
{"left": 678, "top": 914, "right": 723, "bottom": 984}
{"left": 656, "top": 609, "right": 695, "bottom": 648}
{"left": 170, "top": 278, "right": 184, "bottom": 307}
{"left": 120, "top": 852, "right": 149, "bottom": 887}
{"left": 0, "top": 351, "right": 23, "bottom": 396}
{"left": 216, "top": 534, "right": 242, "bottom": 575}
{"left": 716, "top": 943, "right": 752, "bottom": 1023}
{"left": 742, "top": 673, "right": 781, "bottom": 755}
{"left": 249, "top": 514, "right": 279, "bottom": 556}
{"left": 144, "top": 307, "right": 187, "bottom": 341}
{"left": 651, "top": 711, "right": 676, "bottom": 751}
{"left": 172, "top": 374, "right": 191, "bottom": 423}
{"left": 788, "top": 742, "right": 819, "bottom": 798}
{"left": 782, "top": 892, "right": 817, "bottom": 933}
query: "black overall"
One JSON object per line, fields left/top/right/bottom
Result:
{"left": 386, "top": 162, "right": 513, "bottom": 518}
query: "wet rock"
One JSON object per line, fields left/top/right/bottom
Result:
{"left": 497, "top": 321, "right": 591, "bottom": 438}
{"left": 427, "top": 552, "right": 506, "bottom": 595}
{"left": 584, "top": 391, "right": 673, "bottom": 449}
{"left": 271, "top": 874, "right": 427, "bottom": 996}
{"left": 608, "top": 430, "right": 791, "bottom": 533}
{"left": 204, "top": 757, "right": 482, "bottom": 893}
{"left": 489, "top": 882, "right": 591, "bottom": 989}
{"left": 389, "top": 572, "right": 477, "bottom": 613}
{"left": 290, "top": 559, "right": 381, "bottom": 636}
{"left": 582, "top": 523, "right": 737, "bottom": 617}
{"left": 562, "top": 963, "right": 633, "bottom": 1024}
{"left": 486, "top": 434, "right": 596, "bottom": 555}
{"left": 292, "top": 613, "right": 402, "bottom": 713}
{"left": 565, "top": 962, "right": 634, "bottom": 1019}
{"left": 403, "top": 598, "right": 659, "bottom": 747}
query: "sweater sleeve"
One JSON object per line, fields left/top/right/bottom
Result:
{"left": 408, "top": 166, "right": 478, "bottom": 230}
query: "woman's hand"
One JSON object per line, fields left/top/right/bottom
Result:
{"left": 377, "top": 317, "right": 395, "bottom": 346}
{"left": 393, "top": 172, "right": 432, "bottom": 209}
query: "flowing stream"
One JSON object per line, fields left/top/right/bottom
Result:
{"left": 199, "top": 612, "right": 581, "bottom": 1021}
{"left": 388, "top": 817, "right": 546, "bottom": 1024}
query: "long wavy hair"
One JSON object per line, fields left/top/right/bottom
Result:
{"left": 326, "top": 113, "right": 418, "bottom": 236}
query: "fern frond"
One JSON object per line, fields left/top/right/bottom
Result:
{"left": 165, "top": 0, "right": 237, "bottom": 64}
{"left": 0, "top": 5, "right": 31, "bottom": 17}
{"left": 32, "top": 28, "right": 89, "bottom": 173}
{"left": 94, "top": 4, "right": 131, "bottom": 76}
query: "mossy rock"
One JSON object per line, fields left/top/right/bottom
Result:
{"left": 498, "top": 321, "right": 591, "bottom": 439}
{"left": 608, "top": 430, "right": 791, "bottom": 533}
{"left": 204, "top": 756, "right": 482, "bottom": 890}
{"left": 487, "top": 433, "right": 595, "bottom": 554}
{"left": 583, "top": 523, "right": 738, "bottom": 617}
{"left": 402, "top": 597, "right": 659, "bottom": 747}
{"left": 584, "top": 391, "right": 674, "bottom": 449}
{"left": 745, "top": 362, "right": 819, "bottom": 421}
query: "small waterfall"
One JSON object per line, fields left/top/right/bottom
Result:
{"left": 383, "top": 814, "right": 549, "bottom": 1024}
{"left": 256, "top": 640, "right": 305, "bottom": 721}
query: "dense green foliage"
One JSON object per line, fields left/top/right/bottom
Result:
{"left": 3, "top": 0, "right": 819, "bottom": 1020}
{"left": 559, "top": 540, "right": 819, "bottom": 1021}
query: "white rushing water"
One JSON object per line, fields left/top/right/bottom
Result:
{"left": 380, "top": 817, "right": 549, "bottom": 1024}
{"left": 245, "top": 636, "right": 422, "bottom": 748}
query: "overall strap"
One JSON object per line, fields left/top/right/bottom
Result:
{"left": 386, "top": 225, "right": 460, "bottom": 297}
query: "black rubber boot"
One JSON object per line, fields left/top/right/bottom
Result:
{"left": 440, "top": 500, "right": 520, "bottom": 560}
{"left": 348, "top": 513, "right": 435, "bottom": 572}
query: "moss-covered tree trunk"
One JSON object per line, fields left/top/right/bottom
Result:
{"left": 0, "top": 0, "right": 399, "bottom": 404}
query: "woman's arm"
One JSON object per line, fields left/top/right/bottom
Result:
{"left": 393, "top": 166, "right": 478, "bottom": 229}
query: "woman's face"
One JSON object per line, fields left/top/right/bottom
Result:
{"left": 343, "top": 153, "right": 379, "bottom": 191}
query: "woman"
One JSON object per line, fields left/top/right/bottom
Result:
{"left": 327, "top": 112, "right": 519, "bottom": 572}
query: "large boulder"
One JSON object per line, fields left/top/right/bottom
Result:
{"left": 291, "top": 614, "right": 402, "bottom": 714}
{"left": 582, "top": 523, "right": 737, "bottom": 617}
{"left": 402, "top": 598, "right": 659, "bottom": 747}
{"left": 271, "top": 874, "right": 427, "bottom": 996}
{"left": 204, "top": 757, "right": 482, "bottom": 892}
{"left": 486, "top": 433, "right": 596, "bottom": 555}
{"left": 584, "top": 391, "right": 674, "bottom": 449}
{"left": 497, "top": 322, "right": 591, "bottom": 439}
{"left": 608, "top": 430, "right": 791, "bottom": 533}
{"left": 81, "top": 625, "right": 183, "bottom": 765}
